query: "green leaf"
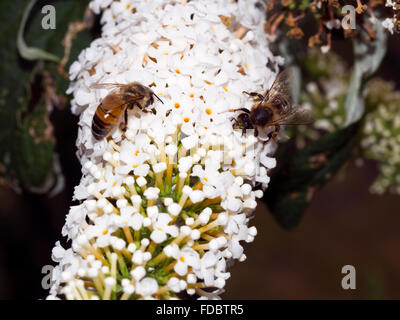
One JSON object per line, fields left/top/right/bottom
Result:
{"left": 17, "top": 0, "right": 60, "bottom": 62}
{"left": 0, "top": 0, "right": 32, "bottom": 161}
{"left": 263, "top": 121, "right": 361, "bottom": 229}
{"left": 278, "top": 39, "right": 306, "bottom": 105}
{"left": 13, "top": 99, "right": 55, "bottom": 187}
{"left": 0, "top": 0, "right": 91, "bottom": 191}
{"left": 344, "top": 21, "right": 388, "bottom": 126}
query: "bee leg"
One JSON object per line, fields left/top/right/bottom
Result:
{"left": 232, "top": 107, "right": 250, "bottom": 114}
{"left": 243, "top": 91, "right": 264, "bottom": 101}
{"left": 268, "top": 125, "right": 280, "bottom": 141}
{"left": 135, "top": 102, "right": 153, "bottom": 114}
{"left": 120, "top": 107, "right": 129, "bottom": 131}
{"left": 274, "top": 126, "right": 280, "bottom": 138}
{"left": 232, "top": 118, "right": 243, "bottom": 130}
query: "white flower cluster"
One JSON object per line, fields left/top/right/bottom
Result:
{"left": 294, "top": 49, "right": 347, "bottom": 149}
{"left": 382, "top": 0, "right": 399, "bottom": 34}
{"left": 385, "top": 0, "right": 399, "bottom": 9}
{"left": 48, "top": 0, "right": 280, "bottom": 300}
{"left": 361, "top": 80, "right": 400, "bottom": 195}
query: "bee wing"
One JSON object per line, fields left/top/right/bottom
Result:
{"left": 263, "top": 70, "right": 292, "bottom": 112}
{"left": 103, "top": 102, "right": 128, "bottom": 114}
{"left": 264, "top": 70, "right": 291, "bottom": 100}
{"left": 92, "top": 83, "right": 144, "bottom": 102}
{"left": 90, "top": 83, "right": 128, "bottom": 90}
{"left": 272, "top": 108, "right": 315, "bottom": 126}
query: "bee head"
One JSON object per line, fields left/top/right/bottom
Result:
{"left": 250, "top": 106, "right": 273, "bottom": 126}
{"left": 238, "top": 112, "right": 253, "bottom": 129}
{"left": 146, "top": 91, "right": 163, "bottom": 107}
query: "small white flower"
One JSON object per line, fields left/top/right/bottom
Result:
{"left": 85, "top": 215, "right": 119, "bottom": 247}
{"left": 173, "top": 247, "right": 201, "bottom": 276}
{"left": 167, "top": 277, "right": 181, "bottom": 293}
{"left": 150, "top": 213, "right": 179, "bottom": 243}
{"left": 135, "top": 277, "right": 158, "bottom": 297}
{"left": 382, "top": 18, "right": 395, "bottom": 34}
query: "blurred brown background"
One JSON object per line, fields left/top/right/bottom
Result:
{"left": 224, "top": 161, "right": 400, "bottom": 299}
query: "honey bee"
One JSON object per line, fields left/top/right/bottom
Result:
{"left": 232, "top": 70, "right": 314, "bottom": 138}
{"left": 91, "top": 82, "right": 163, "bottom": 140}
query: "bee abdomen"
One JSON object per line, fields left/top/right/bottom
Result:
{"left": 91, "top": 115, "right": 112, "bottom": 140}
{"left": 91, "top": 104, "right": 118, "bottom": 140}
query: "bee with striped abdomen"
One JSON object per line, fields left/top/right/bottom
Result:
{"left": 232, "top": 70, "right": 314, "bottom": 139}
{"left": 91, "top": 82, "right": 163, "bottom": 140}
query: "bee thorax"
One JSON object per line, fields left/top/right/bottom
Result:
{"left": 250, "top": 107, "right": 273, "bottom": 126}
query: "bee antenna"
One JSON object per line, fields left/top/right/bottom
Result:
{"left": 153, "top": 93, "right": 164, "bottom": 104}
